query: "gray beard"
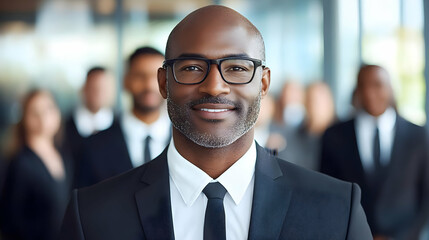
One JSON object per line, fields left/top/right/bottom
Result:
{"left": 166, "top": 86, "right": 261, "bottom": 148}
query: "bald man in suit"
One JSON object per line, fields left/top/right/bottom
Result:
{"left": 61, "top": 6, "right": 372, "bottom": 240}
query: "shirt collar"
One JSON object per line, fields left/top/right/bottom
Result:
{"left": 167, "top": 139, "right": 256, "bottom": 206}
{"left": 121, "top": 111, "right": 170, "bottom": 142}
{"left": 74, "top": 105, "right": 114, "bottom": 137}
{"left": 356, "top": 107, "right": 396, "bottom": 132}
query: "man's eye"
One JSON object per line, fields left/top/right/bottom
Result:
{"left": 228, "top": 66, "right": 248, "bottom": 72}
{"left": 183, "top": 66, "right": 202, "bottom": 71}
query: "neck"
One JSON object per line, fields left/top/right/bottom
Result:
{"left": 85, "top": 104, "right": 102, "bottom": 114}
{"left": 173, "top": 128, "right": 254, "bottom": 179}
{"left": 306, "top": 118, "right": 332, "bottom": 136}
{"left": 132, "top": 108, "right": 160, "bottom": 124}
{"left": 26, "top": 135, "right": 56, "bottom": 151}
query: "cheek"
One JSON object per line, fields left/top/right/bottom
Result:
{"left": 167, "top": 81, "right": 197, "bottom": 102}
{"left": 41, "top": 110, "right": 61, "bottom": 133}
{"left": 238, "top": 82, "right": 261, "bottom": 103}
{"left": 127, "top": 79, "right": 142, "bottom": 93}
{"left": 24, "top": 114, "right": 44, "bottom": 136}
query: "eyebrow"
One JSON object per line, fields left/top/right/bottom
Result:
{"left": 176, "top": 53, "right": 250, "bottom": 59}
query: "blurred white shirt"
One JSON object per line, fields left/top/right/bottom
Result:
{"left": 74, "top": 105, "right": 114, "bottom": 138}
{"left": 355, "top": 107, "right": 396, "bottom": 172}
{"left": 168, "top": 139, "right": 256, "bottom": 240}
{"left": 121, "top": 111, "right": 170, "bottom": 167}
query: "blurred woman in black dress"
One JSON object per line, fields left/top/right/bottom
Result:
{"left": 1, "top": 89, "right": 73, "bottom": 240}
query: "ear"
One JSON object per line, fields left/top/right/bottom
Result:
{"left": 260, "top": 67, "right": 271, "bottom": 97}
{"left": 158, "top": 67, "right": 168, "bottom": 99}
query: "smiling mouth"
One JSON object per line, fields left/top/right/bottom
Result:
{"left": 200, "top": 108, "right": 230, "bottom": 113}
{"left": 191, "top": 103, "right": 236, "bottom": 121}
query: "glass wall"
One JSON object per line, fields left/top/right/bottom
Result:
{"left": 360, "top": 0, "right": 425, "bottom": 125}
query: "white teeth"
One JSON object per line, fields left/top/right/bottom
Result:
{"left": 200, "top": 108, "right": 229, "bottom": 113}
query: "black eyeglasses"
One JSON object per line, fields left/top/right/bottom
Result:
{"left": 163, "top": 56, "right": 265, "bottom": 85}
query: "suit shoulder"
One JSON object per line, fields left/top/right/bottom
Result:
{"left": 324, "top": 119, "right": 354, "bottom": 135}
{"left": 78, "top": 163, "right": 147, "bottom": 201}
{"left": 64, "top": 114, "right": 75, "bottom": 127}
{"left": 276, "top": 158, "right": 354, "bottom": 197}
{"left": 85, "top": 121, "right": 123, "bottom": 147}
{"left": 396, "top": 116, "right": 427, "bottom": 142}
{"left": 398, "top": 116, "right": 425, "bottom": 131}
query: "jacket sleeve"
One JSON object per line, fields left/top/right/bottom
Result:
{"left": 346, "top": 183, "right": 373, "bottom": 240}
{"left": 60, "top": 189, "right": 85, "bottom": 240}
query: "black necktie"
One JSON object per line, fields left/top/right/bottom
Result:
{"left": 203, "top": 182, "right": 227, "bottom": 240}
{"left": 373, "top": 127, "right": 381, "bottom": 172}
{"left": 144, "top": 135, "right": 152, "bottom": 163}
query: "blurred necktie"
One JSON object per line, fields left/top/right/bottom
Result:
{"left": 144, "top": 135, "right": 152, "bottom": 163}
{"left": 373, "top": 127, "right": 381, "bottom": 172}
{"left": 203, "top": 182, "right": 227, "bottom": 240}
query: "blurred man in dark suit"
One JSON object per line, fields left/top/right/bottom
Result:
{"left": 64, "top": 67, "right": 115, "bottom": 178}
{"left": 321, "top": 65, "right": 429, "bottom": 239}
{"left": 61, "top": 6, "right": 371, "bottom": 239}
{"left": 76, "top": 47, "right": 170, "bottom": 188}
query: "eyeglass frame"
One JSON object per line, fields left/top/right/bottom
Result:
{"left": 162, "top": 56, "right": 266, "bottom": 85}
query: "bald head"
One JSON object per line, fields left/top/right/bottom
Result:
{"left": 357, "top": 65, "right": 390, "bottom": 87}
{"left": 165, "top": 5, "right": 265, "bottom": 61}
{"left": 355, "top": 65, "right": 394, "bottom": 116}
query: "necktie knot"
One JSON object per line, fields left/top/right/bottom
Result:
{"left": 203, "top": 182, "right": 227, "bottom": 200}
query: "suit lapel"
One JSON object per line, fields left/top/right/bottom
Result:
{"left": 248, "top": 144, "right": 292, "bottom": 240}
{"left": 113, "top": 120, "right": 134, "bottom": 169}
{"left": 348, "top": 119, "right": 368, "bottom": 188}
{"left": 379, "top": 115, "right": 404, "bottom": 191}
{"left": 388, "top": 115, "right": 404, "bottom": 169}
{"left": 135, "top": 148, "right": 175, "bottom": 240}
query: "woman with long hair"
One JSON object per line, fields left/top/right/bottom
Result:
{"left": 1, "top": 89, "right": 72, "bottom": 240}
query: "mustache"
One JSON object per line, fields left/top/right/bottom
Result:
{"left": 187, "top": 96, "right": 240, "bottom": 109}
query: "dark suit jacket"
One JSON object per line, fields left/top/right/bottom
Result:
{"left": 64, "top": 116, "right": 84, "bottom": 161}
{"left": 320, "top": 116, "right": 429, "bottom": 239}
{"left": 1, "top": 146, "right": 73, "bottom": 240}
{"left": 61, "top": 143, "right": 372, "bottom": 239}
{"left": 76, "top": 120, "right": 132, "bottom": 188}
{"left": 76, "top": 119, "right": 171, "bottom": 188}
{"left": 64, "top": 116, "right": 88, "bottom": 188}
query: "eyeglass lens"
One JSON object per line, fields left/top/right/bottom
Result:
{"left": 173, "top": 59, "right": 255, "bottom": 84}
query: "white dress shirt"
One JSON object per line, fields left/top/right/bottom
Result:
{"left": 355, "top": 107, "right": 396, "bottom": 172}
{"left": 168, "top": 139, "right": 256, "bottom": 240}
{"left": 74, "top": 105, "right": 114, "bottom": 137}
{"left": 121, "top": 111, "right": 171, "bottom": 167}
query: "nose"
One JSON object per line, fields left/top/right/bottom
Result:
{"left": 198, "top": 64, "right": 230, "bottom": 96}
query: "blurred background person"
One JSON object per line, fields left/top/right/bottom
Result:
{"left": 254, "top": 94, "right": 275, "bottom": 147}
{"left": 272, "top": 81, "right": 306, "bottom": 129}
{"left": 320, "top": 65, "right": 429, "bottom": 239}
{"left": 0, "top": 89, "right": 73, "bottom": 240}
{"left": 275, "top": 81, "right": 336, "bottom": 170}
{"left": 76, "top": 46, "right": 171, "bottom": 188}
{"left": 304, "top": 82, "right": 336, "bottom": 135}
{"left": 267, "top": 81, "right": 306, "bottom": 159}
{"left": 64, "top": 66, "right": 115, "bottom": 181}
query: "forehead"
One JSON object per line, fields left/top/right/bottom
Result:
{"left": 87, "top": 71, "right": 108, "bottom": 82}
{"left": 360, "top": 68, "right": 389, "bottom": 85}
{"left": 28, "top": 93, "right": 55, "bottom": 108}
{"left": 169, "top": 23, "right": 261, "bottom": 59}
{"left": 130, "top": 55, "right": 164, "bottom": 70}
